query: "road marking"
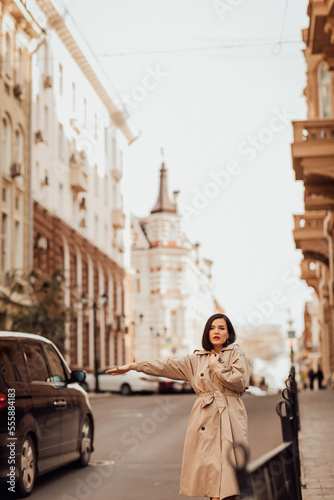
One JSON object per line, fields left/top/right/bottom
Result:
{"left": 108, "top": 410, "right": 143, "bottom": 417}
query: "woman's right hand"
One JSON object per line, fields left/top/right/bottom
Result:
{"left": 105, "top": 363, "right": 137, "bottom": 375}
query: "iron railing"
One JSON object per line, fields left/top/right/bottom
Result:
{"left": 235, "top": 366, "right": 302, "bottom": 500}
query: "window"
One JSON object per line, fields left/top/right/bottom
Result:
{"left": 4, "top": 33, "right": 12, "bottom": 78}
{"left": 169, "top": 222, "right": 177, "bottom": 241}
{"left": 16, "top": 47, "right": 24, "bottom": 86}
{"left": 94, "top": 164, "right": 98, "bottom": 196}
{"left": 36, "top": 94, "right": 40, "bottom": 129}
{"left": 14, "top": 128, "right": 23, "bottom": 166}
{"left": 104, "top": 223, "right": 109, "bottom": 249}
{"left": 72, "top": 82, "right": 76, "bottom": 112}
{"left": 44, "top": 105, "right": 49, "bottom": 140}
{"left": 83, "top": 98, "right": 87, "bottom": 127}
{"left": 104, "top": 174, "right": 108, "bottom": 205}
{"left": 44, "top": 344, "right": 67, "bottom": 385}
{"left": 14, "top": 130, "right": 19, "bottom": 163}
{"left": 22, "top": 343, "right": 49, "bottom": 382}
{"left": 112, "top": 137, "right": 116, "bottom": 167}
{"left": 0, "top": 341, "right": 28, "bottom": 382}
{"left": 72, "top": 194, "right": 77, "bottom": 223}
{"left": 169, "top": 270, "right": 178, "bottom": 290}
{"left": 105, "top": 126, "right": 109, "bottom": 157}
{"left": 58, "top": 123, "right": 64, "bottom": 159}
{"left": 318, "top": 61, "right": 332, "bottom": 118}
{"left": 59, "top": 63, "right": 63, "bottom": 95}
{"left": 94, "top": 215, "right": 99, "bottom": 242}
{"left": 14, "top": 221, "right": 22, "bottom": 269}
{"left": 2, "top": 115, "right": 12, "bottom": 175}
{"left": 171, "top": 310, "right": 177, "bottom": 337}
{"left": 58, "top": 183, "right": 64, "bottom": 214}
{"left": 35, "top": 161, "right": 40, "bottom": 196}
{"left": 1, "top": 213, "right": 9, "bottom": 273}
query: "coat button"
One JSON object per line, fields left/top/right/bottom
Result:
{"left": 200, "top": 373, "right": 204, "bottom": 377}
{"left": 201, "top": 426, "right": 205, "bottom": 430}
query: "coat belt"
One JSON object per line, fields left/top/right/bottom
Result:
{"left": 197, "top": 390, "right": 240, "bottom": 443}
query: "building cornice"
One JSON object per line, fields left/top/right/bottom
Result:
{"left": 34, "top": 0, "right": 137, "bottom": 144}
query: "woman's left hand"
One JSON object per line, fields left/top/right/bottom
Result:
{"left": 209, "top": 351, "right": 218, "bottom": 366}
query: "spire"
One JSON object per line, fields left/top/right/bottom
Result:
{"left": 151, "top": 162, "right": 177, "bottom": 214}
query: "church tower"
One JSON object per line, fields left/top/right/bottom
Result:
{"left": 131, "top": 162, "right": 221, "bottom": 361}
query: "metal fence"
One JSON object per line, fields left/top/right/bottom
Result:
{"left": 235, "top": 366, "right": 303, "bottom": 500}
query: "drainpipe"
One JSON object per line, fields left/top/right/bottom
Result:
{"left": 324, "top": 211, "right": 334, "bottom": 307}
{"left": 323, "top": 210, "right": 334, "bottom": 385}
{"left": 28, "top": 35, "right": 46, "bottom": 273}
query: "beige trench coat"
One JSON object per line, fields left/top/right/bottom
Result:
{"left": 137, "top": 343, "right": 250, "bottom": 500}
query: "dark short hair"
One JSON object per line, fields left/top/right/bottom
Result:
{"left": 202, "top": 313, "right": 236, "bottom": 351}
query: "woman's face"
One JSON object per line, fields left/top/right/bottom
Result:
{"left": 209, "top": 317, "right": 228, "bottom": 350}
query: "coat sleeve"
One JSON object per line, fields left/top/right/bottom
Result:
{"left": 209, "top": 344, "right": 250, "bottom": 393}
{"left": 136, "top": 355, "right": 194, "bottom": 381}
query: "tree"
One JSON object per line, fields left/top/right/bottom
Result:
{"left": 0, "top": 270, "right": 71, "bottom": 354}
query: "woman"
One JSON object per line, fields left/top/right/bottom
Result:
{"left": 106, "top": 313, "right": 250, "bottom": 500}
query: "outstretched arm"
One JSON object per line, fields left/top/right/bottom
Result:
{"left": 106, "top": 363, "right": 138, "bottom": 375}
{"left": 106, "top": 356, "right": 194, "bottom": 381}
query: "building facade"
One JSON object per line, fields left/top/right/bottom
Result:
{"left": 1, "top": 0, "right": 137, "bottom": 370}
{"left": 0, "top": 0, "right": 41, "bottom": 287}
{"left": 131, "top": 162, "right": 223, "bottom": 361}
{"left": 291, "top": 0, "right": 334, "bottom": 386}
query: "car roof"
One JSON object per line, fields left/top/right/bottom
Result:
{"left": 0, "top": 332, "right": 53, "bottom": 344}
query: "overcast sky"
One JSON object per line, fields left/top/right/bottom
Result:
{"left": 65, "top": 0, "right": 313, "bottom": 341}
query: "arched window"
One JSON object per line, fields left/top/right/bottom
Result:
{"left": 318, "top": 61, "right": 332, "bottom": 118}
{"left": 2, "top": 115, "right": 12, "bottom": 175}
{"left": 4, "top": 32, "right": 12, "bottom": 78}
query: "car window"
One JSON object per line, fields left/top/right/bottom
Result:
{"left": 43, "top": 344, "right": 67, "bottom": 385}
{"left": 22, "top": 342, "right": 49, "bottom": 382}
{"left": 0, "top": 341, "right": 28, "bottom": 383}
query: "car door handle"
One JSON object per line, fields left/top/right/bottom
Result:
{"left": 53, "top": 399, "right": 67, "bottom": 408}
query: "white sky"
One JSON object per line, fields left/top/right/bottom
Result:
{"left": 65, "top": 0, "right": 313, "bottom": 339}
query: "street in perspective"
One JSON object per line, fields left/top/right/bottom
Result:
{"left": 1, "top": 0, "right": 334, "bottom": 500}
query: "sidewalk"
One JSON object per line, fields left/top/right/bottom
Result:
{"left": 299, "top": 389, "right": 334, "bottom": 500}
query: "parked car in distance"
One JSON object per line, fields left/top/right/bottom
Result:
{"left": 82, "top": 368, "right": 159, "bottom": 395}
{"left": 246, "top": 385, "right": 267, "bottom": 396}
{"left": 0, "top": 332, "right": 94, "bottom": 498}
{"left": 157, "top": 377, "right": 194, "bottom": 394}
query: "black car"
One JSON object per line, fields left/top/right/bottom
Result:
{"left": 0, "top": 332, "right": 94, "bottom": 497}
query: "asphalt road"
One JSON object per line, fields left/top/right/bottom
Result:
{"left": 10, "top": 392, "right": 283, "bottom": 500}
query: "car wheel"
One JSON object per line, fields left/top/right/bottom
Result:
{"left": 120, "top": 383, "right": 131, "bottom": 396}
{"left": 81, "top": 382, "right": 89, "bottom": 392}
{"left": 77, "top": 417, "right": 92, "bottom": 467}
{"left": 18, "top": 434, "right": 36, "bottom": 497}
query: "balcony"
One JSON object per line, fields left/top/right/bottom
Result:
{"left": 300, "top": 257, "right": 318, "bottom": 292}
{"left": 112, "top": 208, "right": 126, "bottom": 229}
{"left": 291, "top": 119, "right": 334, "bottom": 210}
{"left": 70, "top": 154, "right": 88, "bottom": 193}
{"left": 293, "top": 212, "right": 329, "bottom": 264}
{"left": 306, "top": 0, "right": 334, "bottom": 56}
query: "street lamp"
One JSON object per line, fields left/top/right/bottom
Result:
{"left": 82, "top": 292, "right": 108, "bottom": 393}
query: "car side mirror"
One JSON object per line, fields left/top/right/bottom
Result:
{"left": 70, "top": 370, "right": 86, "bottom": 383}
